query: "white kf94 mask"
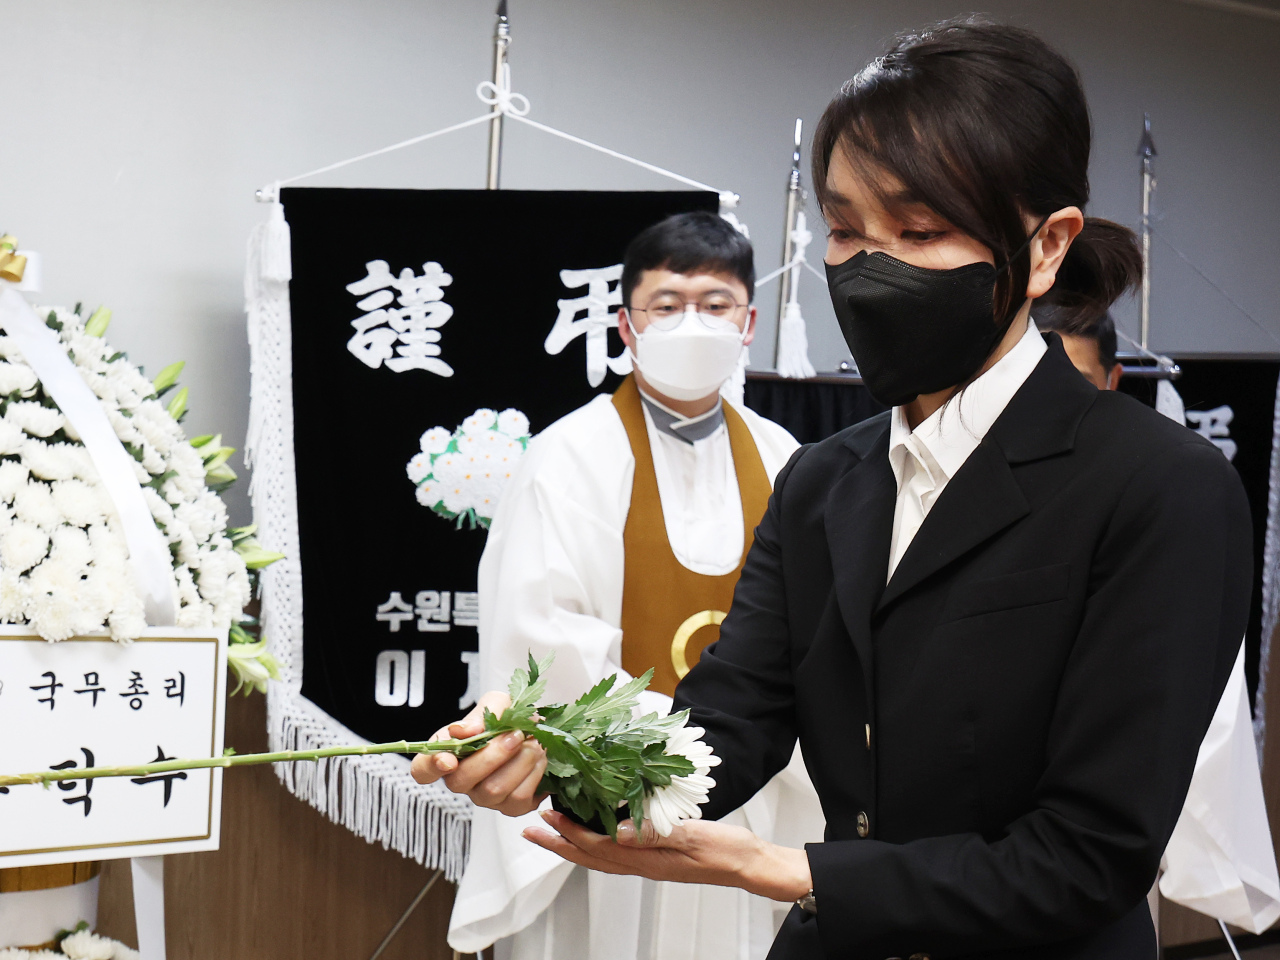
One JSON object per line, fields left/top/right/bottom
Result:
{"left": 626, "top": 309, "right": 748, "bottom": 402}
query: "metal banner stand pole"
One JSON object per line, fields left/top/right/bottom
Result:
{"left": 773, "top": 119, "right": 803, "bottom": 368}
{"left": 1139, "top": 113, "right": 1157, "bottom": 350}
{"left": 486, "top": 0, "right": 511, "bottom": 189}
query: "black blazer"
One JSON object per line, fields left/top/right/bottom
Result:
{"left": 674, "top": 337, "right": 1252, "bottom": 960}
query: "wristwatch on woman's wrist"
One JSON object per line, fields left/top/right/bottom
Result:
{"left": 795, "top": 889, "right": 817, "bottom": 914}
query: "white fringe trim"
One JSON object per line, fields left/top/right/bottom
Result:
{"left": 245, "top": 201, "right": 473, "bottom": 881}
{"left": 1256, "top": 373, "right": 1280, "bottom": 761}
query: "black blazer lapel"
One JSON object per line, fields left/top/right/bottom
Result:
{"left": 876, "top": 336, "right": 1096, "bottom": 613}
{"left": 877, "top": 442, "right": 1029, "bottom": 612}
{"left": 825, "top": 415, "right": 895, "bottom": 673}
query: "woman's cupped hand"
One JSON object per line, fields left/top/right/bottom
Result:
{"left": 524, "top": 810, "right": 813, "bottom": 903}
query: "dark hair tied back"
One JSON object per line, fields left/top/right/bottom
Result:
{"left": 813, "top": 17, "right": 1141, "bottom": 323}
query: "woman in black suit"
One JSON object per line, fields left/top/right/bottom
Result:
{"left": 419, "top": 17, "right": 1253, "bottom": 959}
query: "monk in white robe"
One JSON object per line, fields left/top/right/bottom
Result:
{"left": 429, "top": 213, "right": 826, "bottom": 960}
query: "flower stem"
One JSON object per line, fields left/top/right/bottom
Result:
{"left": 0, "top": 733, "right": 498, "bottom": 789}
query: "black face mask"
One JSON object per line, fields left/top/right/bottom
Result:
{"left": 824, "top": 222, "right": 1046, "bottom": 407}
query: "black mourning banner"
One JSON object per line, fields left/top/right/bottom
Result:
{"left": 283, "top": 188, "right": 718, "bottom": 744}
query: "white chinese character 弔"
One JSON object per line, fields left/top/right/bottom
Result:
{"left": 346, "top": 260, "right": 455, "bottom": 377}
{"left": 544, "top": 264, "right": 633, "bottom": 387}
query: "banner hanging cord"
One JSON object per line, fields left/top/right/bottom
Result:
{"left": 257, "top": 72, "right": 737, "bottom": 206}
{"left": 757, "top": 253, "right": 827, "bottom": 289}
{"left": 1152, "top": 228, "right": 1280, "bottom": 348}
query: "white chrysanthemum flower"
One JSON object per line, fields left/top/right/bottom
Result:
{"left": 24, "top": 439, "right": 78, "bottom": 481}
{"left": 129, "top": 458, "right": 151, "bottom": 485}
{"left": 419, "top": 425, "right": 452, "bottom": 454}
{"left": 0, "top": 460, "right": 30, "bottom": 501}
{"left": 469, "top": 476, "right": 504, "bottom": 519}
{"left": 60, "top": 928, "right": 118, "bottom": 960}
{"left": 0, "top": 361, "right": 39, "bottom": 397}
{"left": 6, "top": 401, "right": 65, "bottom": 438}
{"left": 174, "top": 499, "right": 215, "bottom": 544}
{"left": 13, "top": 481, "right": 61, "bottom": 530}
{"left": 50, "top": 526, "right": 94, "bottom": 568}
{"left": 496, "top": 408, "right": 530, "bottom": 439}
{"left": 112, "top": 943, "right": 142, "bottom": 960}
{"left": 406, "top": 452, "right": 433, "bottom": 484}
{"left": 431, "top": 450, "right": 467, "bottom": 485}
{"left": 139, "top": 443, "right": 166, "bottom": 477}
{"left": 140, "top": 485, "right": 175, "bottom": 525}
{"left": 642, "top": 724, "right": 721, "bottom": 838}
{"left": 0, "top": 569, "right": 29, "bottom": 622}
{"left": 50, "top": 479, "right": 103, "bottom": 527}
{"left": 0, "top": 335, "right": 19, "bottom": 360}
{"left": 27, "top": 586, "right": 80, "bottom": 641}
{"left": 415, "top": 479, "right": 442, "bottom": 507}
{"left": 0, "top": 418, "right": 25, "bottom": 455}
{"left": 461, "top": 408, "right": 498, "bottom": 435}
{"left": 169, "top": 443, "right": 206, "bottom": 486}
{"left": 87, "top": 522, "right": 129, "bottom": 567}
{"left": 106, "top": 589, "right": 147, "bottom": 642}
{"left": 441, "top": 482, "right": 473, "bottom": 515}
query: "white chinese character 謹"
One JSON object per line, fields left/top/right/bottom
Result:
{"left": 415, "top": 590, "right": 451, "bottom": 633}
{"left": 375, "top": 592, "right": 415, "bottom": 632}
{"left": 346, "top": 260, "right": 455, "bottom": 377}
{"left": 544, "top": 264, "right": 633, "bottom": 387}
{"left": 1185, "top": 405, "right": 1238, "bottom": 461}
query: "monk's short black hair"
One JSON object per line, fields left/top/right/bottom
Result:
{"left": 1037, "top": 303, "right": 1119, "bottom": 371}
{"left": 621, "top": 212, "right": 755, "bottom": 308}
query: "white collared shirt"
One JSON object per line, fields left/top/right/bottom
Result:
{"left": 886, "top": 320, "right": 1047, "bottom": 580}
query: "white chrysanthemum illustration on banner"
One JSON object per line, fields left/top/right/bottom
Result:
{"left": 0, "top": 305, "right": 278, "bottom": 680}
{"left": 407, "top": 407, "right": 531, "bottom": 529}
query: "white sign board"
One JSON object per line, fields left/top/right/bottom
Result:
{"left": 0, "top": 628, "right": 225, "bottom": 867}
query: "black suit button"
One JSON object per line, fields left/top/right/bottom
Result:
{"left": 856, "top": 811, "right": 870, "bottom": 837}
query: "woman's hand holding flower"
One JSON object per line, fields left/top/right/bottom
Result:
{"left": 409, "top": 689, "right": 548, "bottom": 817}
{"left": 524, "top": 810, "right": 813, "bottom": 903}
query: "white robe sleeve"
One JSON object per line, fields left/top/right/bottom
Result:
{"left": 450, "top": 399, "right": 659, "bottom": 952}
{"left": 1159, "top": 644, "right": 1280, "bottom": 933}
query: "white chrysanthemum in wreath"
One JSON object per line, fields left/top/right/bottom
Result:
{"left": 405, "top": 407, "right": 532, "bottom": 530}
{"left": 0, "top": 305, "right": 251, "bottom": 641}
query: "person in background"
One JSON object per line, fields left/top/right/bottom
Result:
{"left": 417, "top": 212, "right": 824, "bottom": 960}
{"left": 1036, "top": 303, "right": 1122, "bottom": 390}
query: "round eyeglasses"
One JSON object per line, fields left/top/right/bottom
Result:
{"left": 626, "top": 292, "right": 749, "bottom": 332}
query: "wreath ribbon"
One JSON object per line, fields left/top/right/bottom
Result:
{"left": 0, "top": 289, "right": 178, "bottom": 626}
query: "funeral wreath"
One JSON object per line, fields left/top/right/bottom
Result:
{"left": 0, "top": 302, "right": 281, "bottom": 691}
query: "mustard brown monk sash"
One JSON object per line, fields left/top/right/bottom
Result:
{"left": 613, "top": 375, "right": 771, "bottom": 697}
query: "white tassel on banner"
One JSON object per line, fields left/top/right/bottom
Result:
{"left": 244, "top": 189, "right": 292, "bottom": 476}
{"left": 1156, "top": 378, "right": 1187, "bottom": 425}
{"left": 775, "top": 213, "right": 816, "bottom": 379}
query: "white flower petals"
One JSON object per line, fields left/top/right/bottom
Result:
{"left": 6, "top": 401, "right": 64, "bottom": 438}
{"left": 410, "top": 406, "right": 531, "bottom": 526}
{"left": 642, "top": 724, "right": 721, "bottom": 838}
{"left": 0, "top": 304, "right": 252, "bottom": 643}
{"left": 0, "top": 361, "right": 39, "bottom": 397}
